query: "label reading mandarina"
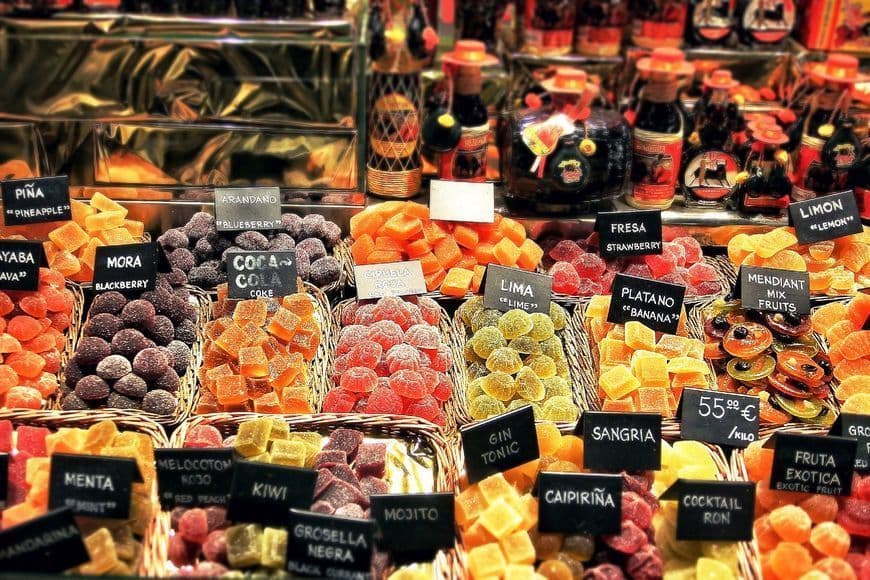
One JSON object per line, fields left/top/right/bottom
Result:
{"left": 631, "top": 129, "right": 683, "bottom": 204}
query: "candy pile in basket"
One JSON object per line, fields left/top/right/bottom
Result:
{"left": 539, "top": 234, "right": 723, "bottom": 299}
{"left": 158, "top": 211, "right": 342, "bottom": 292}
{"left": 61, "top": 271, "right": 205, "bottom": 422}
{"left": 457, "top": 296, "right": 579, "bottom": 423}
{"left": 813, "top": 295, "right": 870, "bottom": 415}
{"left": 458, "top": 423, "right": 742, "bottom": 579}
{"left": 323, "top": 296, "right": 455, "bottom": 426}
{"left": 166, "top": 415, "right": 448, "bottom": 578}
{"left": 0, "top": 267, "right": 80, "bottom": 410}
{"left": 196, "top": 285, "right": 326, "bottom": 414}
{"left": 727, "top": 226, "right": 870, "bottom": 296}
{"left": 740, "top": 435, "right": 869, "bottom": 579}
{"left": 702, "top": 299, "right": 837, "bottom": 425}
{"left": 583, "top": 295, "right": 708, "bottom": 416}
{"left": 347, "top": 201, "right": 544, "bottom": 297}
{"left": 40, "top": 193, "right": 146, "bottom": 283}
{"left": 0, "top": 417, "right": 162, "bottom": 575}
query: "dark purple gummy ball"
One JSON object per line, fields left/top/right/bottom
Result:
{"left": 90, "top": 291, "right": 127, "bottom": 315}
{"left": 281, "top": 213, "right": 303, "bottom": 240}
{"left": 64, "top": 359, "right": 84, "bottom": 389}
{"left": 158, "top": 228, "right": 189, "bottom": 251}
{"left": 132, "top": 348, "right": 170, "bottom": 380}
{"left": 302, "top": 214, "right": 326, "bottom": 239}
{"left": 113, "top": 373, "right": 148, "bottom": 398}
{"left": 147, "top": 315, "right": 175, "bottom": 346}
{"left": 167, "top": 341, "right": 191, "bottom": 375}
{"left": 168, "top": 248, "right": 196, "bottom": 273}
{"left": 295, "top": 247, "right": 311, "bottom": 281}
{"left": 111, "top": 328, "right": 150, "bottom": 358}
{"left": 167, "top": 267, "right": 189, "bottom": 287}
{"left": 268, "top": 233, "right": 296, "bottom": 252}
{"left": 154, "top": 368, "right": 180, "bottom": 393}
{"left": 142, "top": 389, "right": 178, "bottom": 416}
{"left": 182, "top": 212, "right": 216, "bottom": 242}
{"left": 309, "top": 256, "right": 341, "bottom": 287}
{"left": 83, "top": 313, "right": 124, "bottom": 342}
{"left": 189, "top": 262, "right": 222, "bottom": 289}
{"left": 121, "top": 299, "right": 156, "bottom": 329}
{"left": 75, "top": 375, "right": 110, "bottom": 400}
{"left": 96, "top": 355, "right": 132, "bottom": 380}
{"left": 321, "top": 221, "right": 342, "bottom": 248}
{"left": 234, "top": 231, "right": 270, "bottom": 251}
{"left": 144, "top": 289, "right": 176, "bottom": 318}
{"left": 61, "top": 393, "right": 89, "bottom": 411}
{"left": 175, "top": 319, "right": 197, "bottom": 345}
{"left": 74, "top": 337, "right": 111, "bottom": 367}
{"left": 297, "top": 237, "right": 326, "bottom": 262}
{"left": 107, "top": 392, "right": 142, "bottom": 410}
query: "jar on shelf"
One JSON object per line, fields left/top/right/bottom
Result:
{"left": 631, "top": 0, "right": 687, "bottom": 48}
{"left": 625, "top": 48, "right": 694, "bottom": 210}
{"left": 434, "top": 40, "right": 498, "bottom": 183}
{"left": 791, "top": 54, "right": 866, "bottom": 202}
{"left": 687, "top": 0, "right": 736, "bottom": 45}
{"left": 737, "top": 123, "right": 792, "bottom": 214}
{"left": 523, "top": 0, "right": 577, "bottom": 55}
{"left": 505, "top": 68, "right": 631, "bottom": 213}
{"left": 682, "top": 69, "right": 744, "bottom": 208}
{"left": 738, "top": 0, "right": 795, "bottom": 44}
{"left": 575, "top": 0, "right": 628, "bottom": 56}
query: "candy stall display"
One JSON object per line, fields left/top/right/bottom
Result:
{"left": 456, "top": 297, "right": 583, "bottom": 425}
{"left": 195, "top": 284, "right": 328, "bottom": 415}
{"left": 812, "top": 295, "right": 870, "bottom": 415}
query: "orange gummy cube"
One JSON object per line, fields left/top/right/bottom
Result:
{"left": 499, "top": 218, "right": 526, "bottom": 245}
{"left": 366, "top": 250, "right": 403, "bottom": 264}
{"left": 48, "top": 222, "right": 89, "bottom": 252}
{"left": 382, "top": 213, "right": 422, "bottom": 240}
{"left": 374, "top": 236, "right": 404, "bottom": 253}
{"left": 349, "top": 211, "right": 383, "bottom": 239}
{"left": 418, "top": 253, "right": 441, "bottom": 274}
{"left": 516, "top": 239, "right": 543, "bottom": 270}
{"left": 253, "top": 392, "right": 282, "bottom": 414}
{"left": 406, "top": 239, "right": 432, "bottom": 258}
{"left": 425, "top": 269, "right": 447, "bottom": 292}
{"left": 637, "top": 387, "right": 670, "bottom": 413}
{"left": 288, "top": 319, "right": 320, "bottom": 359}
{"left": 79, "top": 238, "right": 104, "bottom": 270}
{"left": 456, "top": 253, "right": 477, "bottom": 271}
{"left": 282, "top": 294, "right": 314, "bottom": 319}
{"left": 468, "top": 543, "right": 507, "bottom": 578}
{"left": 70, "top": 199, "right": 96, "bottom": 224}
{"left": 473, "top": 243, "right": 495, "bottom": 265}
{"left": 442, "top": 268, "right": 474, "bottom": 297}
{"left": 98, "top": 228, "right": 135, "bottom": 245}
{"left": 49, "top": 251, "right": 81, "bottom": 277}
{"left": 493, "top": 238, "right": 521, "bottom": 267}
{"left": 84, "top": 210, "right": 125, "bottom": 234}
{"left": 267, "top": 308, "right": 301, "bottom": 342}
{"left": 123, "top": 219, "right": 145, "bottom": 238}
{"left": 239, "top": 346, "right": 269, "bottom": 378}
{"left": 454, "top": 225, "right": 480, "bottom": 249}
{"left": 350, "top": 234, "right": 375, "bottom": 264}
{"left": 234, "top": 299, "right": 268, "bottom": 327}
{"left": 215, "top": 323, "right": 248, "bottom": 359}
{"left": 471, "top": 265, "right": 486, "bottom": 293}
{"left": 422, "top": 220, "right": 449, "bottom": 244}
{"left": 456, "top": 486, "right": 486, "bottom": 528}
{"left": 433, "top": 237, "right": 462, "bottom": 269}
{"left": 402, "top": 201, "right": 430, "bottom": 219}
{"left": 280, "top": 386, "right": 312, "bottom": 413}
{"left": 216, "top": 374, "right": 247, "bottom": 405}
{"left": 269, "top": 353, "right": 302, "bottom": 389}
{"left": 90, "top": 192, "right": 128, "bottom": 217}
{"left": 603, "top": 396, "right": 637, "bottom": 412}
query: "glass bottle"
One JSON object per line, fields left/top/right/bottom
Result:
{"left": 738, "top": 0, "right": 795, "bottom": 45}
{"left": 682, "top": 70, "right": 743, "bottom": 208}
{"left": 438, "top": 41, "right": 496, "bottom": 183}
{"left": 575, "top": 0, "right": 628, "bottom": 56}
{"left": 625, "top": 48, "right": 694, "bottom": 210}
{"left": 792, "top": 54, "right": 866, "bottom": 201}
{"left": 687, "top": 0, "right": 735, "bottom": 45}
{"left": 524, "top": 0, "right": 576, "bottom": 55}
{"left": 631, "top": 0, "right": 687, "bottom": 48}
{"left": 738, "top": 124, "right": 792, "bottom": 214}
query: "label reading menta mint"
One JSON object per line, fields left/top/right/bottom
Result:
{"left": 48, "top": 454, "right": 139, "bottom": 518}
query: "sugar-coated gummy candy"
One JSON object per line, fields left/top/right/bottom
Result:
{"left": 141, "top": 389, "right": 178, "bottom": 416}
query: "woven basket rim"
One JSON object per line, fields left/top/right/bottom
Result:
{"left": 41, "top": 280, "right": 86, "bottom": 410}
{"left": 452, "top": 300, "right": 590, "bottom": 431}
{"left": 0, "top": 408, "right": 169, "bottom": 577}
{"left": 167, "top": 412, "right": 458, "bottom": 579}
{"left": 329, "top": 297, "right": 465, "bottom": 435}
{"left": 58, "top": 284, "right": 210, "bottom": 426}
{"left": 190, "top": 281, "right": 333, "bottom": 416}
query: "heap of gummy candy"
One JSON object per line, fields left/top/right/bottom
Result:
{"left": 1, "top": 419, "right": 154, "bottom": 575}
{"left": 540, "top": 235, "right": 720, "bottom": 298}
{"left": 197, "top": 287, "right": 320, "bottom": 414}
{"left": 158, "top": 211, "right": 342, "bottom": 290}
{"left": 585, "top": 295, "right": 705, "bottom": 416}
{"left": 813, "top": 294, "right": 870, "bottom": 415}
{"left": 172, "top": 419, "right": 421, "bottom": 578}
{"left": 62, "top": 271, "right": 197, "bottom": 416}
{"left": 41, "top": 193, "right": 146, "bottom": 283}
{"left": 653, "top": 440, "right": 741, "bottom": 579}
{"left": 458, "top": 297, "right": 577, "bottom": 423}
{"left": 703, "top": 299, "right": 835, "bottom": 425}
{"left": 457, "top": 423, "right": 665, "bottom": 579}
{"left": 728, "top": 226, "right": 870, "bottom": 296}
{"left": 0, "top": 267, "right": 76, "bottom": 409}
{"left": 744, "top": 438, "right": 869, "bottom": 579}
{"left": 324, "top": 296, "right": 453, "bottom": 424}
{"left": 349, "top": 201, "right": 544, "bottom": 296}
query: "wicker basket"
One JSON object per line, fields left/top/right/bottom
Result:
{"left": 811, "top": 301, "right": 853, "bottom": 415}
{"left": 57, "top": 285, "right": 210, "bottom": 426}
{"left": 165, "top": 412, "right": 459, "bottom": 579}
{"left": 573, "top": 299, "right": 717, "bottom": 438}
{"left": 192, "top": 281, "right": 333, "bottom": 416}
{"left": 40, "top": 281, "right": 86, "bottom": 410}
{"left": 452, "top": 300, "right": 590, "bottom": 431}
{"left": 0, "top": 408, "right": 169, "bottom": 577}
{"left": 328, "top": 298, "right": 466, "bottom": 435}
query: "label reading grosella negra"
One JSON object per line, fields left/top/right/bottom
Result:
{"left": 738, "top": 266, "right": 810, "bottom": 316}
{"left": 537, "top": 473, "right": 622, "bottom": 535}
{"left": 93, "top": 242, "right": 158, "bottom": 293}
{"left": 789, "top": 190, "right": 863, "bottom": 245}
{"left": 678, "top": 388, "right": 759, "bottom": 448}
{"left": 286, "top": 510, "right": 375, "bottom": 578}
{"left": 354, "top": 261, "right": 426, "bottom": 301}
{"left": 155, "top": 449, "right": 234, "bottom": 509}
{"left": 227, "top": 250, "right": 298, "bottom": 300}
{"left": 768, "top": 432, "right": 857, "bottom": 496}
{"left": 48, "top": 454, "right": 138, "bottom": 518}
{"left": 0, "top": 508, "right": 89, "bottom": 572}
{"left": 369, "top": 493, "right": 454, "bottom": 563}
{"left": 214, "top": 187, "right": 282, "bottom": 232}
{"left": 227, "top": 460, "right": 317, "bottom": 527}
{"left": 607, "top": 274, "right": 685, "bottom": 334}
{"left": 660, "top": 480, "right": 755, "bottom": 542}
{"left": 830, "top": 414, "right": 870, "bottom": 474}
{"left": 461, "top": 405, "right": 540, "bottom": 484}
{"left": 1, "top": 176, "right": 71, "bottom": 226}
{"left": 595, "top": 210, "right": 663, "bottom": 258}
{"left": 578, "top": 412, "right": 662, "bottom": 472}
{"left": 0, "top": 240, "right": 44, "bottom": 292}
{"left": 483, "top": 264, "right": 553, "bottom": 314}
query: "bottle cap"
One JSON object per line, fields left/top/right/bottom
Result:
{"left": 636, "top": 48, "right": 694, "bottom": 77}
{"left": 441, "top": 40, "right": 498, "bottom": 67}
{"left": 810, "top": 53, "right": 868, "bottom": 86}
{"left": 703, "top": 69, "right": 739, "bottom": 90}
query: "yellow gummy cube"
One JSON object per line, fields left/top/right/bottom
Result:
{"left": 79, "top": 528, "right": 120, "bottom": 575}
{"left": 269, "top": 440, "right": 307, "bottom": 467}
{"left": 499, "top": 531, "right": 535, "bottom": 565}
{"left": 84, "top": 210, "right": 125, "bottom": 234}
{"left": 666, "top": 357, "right": 710, "bottom": 375}
{"left": 599, "top": 338, "right": 632, "bottom": 366}
{"left": 478, "top": 473, "right": 517, "bottom": 505}
{"left": 755, "top": 227, "right": 797, "bottom": 259}
{"left": 70, "top": 199, "right": 96, "bottom": 224}
{"left": 90, "top": 191, "right": 128, "bottom": 218}
{"left": 468, "top": 543, "right": 507, "bottom": 579}
{"left": 79, "top": 237, "right": 105, "bottom": 270}
{"left": 269, "top": 419, "right": 290, "bottom": 441}
{"left": 585, "top": 295, "right": 611, "bottom": 320}
{"left": 599, "top": 365, "right": 641, "bottom": 401}
{"left": 625, "top": 321, "right": 655, "bottom": 351}
{"left": 123, "top": 219, "right": 145, "bottom": 238}
{"left": 235, "top": 418, "right": 272, "bottom": 457}
{"left": 46, "top": 428, "right": 86, "bottom": 454}
{"left": 504, "top": 564, "right": 538, "bottom": 580}
{"left": 48, "top": 221, "right": 89, "bottom": 252}
{"left": 655, "top": 334, "right": 691, "bottom": 358}
{"left": 478, "top": 499, "right": 523, "bottom": 539}
{"left": 456, "top": 486, "right": 487, "bottom": 529}
{"left": 684, "top": 338, "right": 706, "bottom": 359}
{"left": 633, "top": 356, "right": 669, "bottom": 388}
{"left": 99, "top": 227, "right": 135, "bottom": 245}
{"left": 84, "top": 420, "right": 119, "bottom": 453}
{"left": 260, "top": 527, "right": 287, "bottom": 569}
{"left": 25, "top": 457, "right": 50, "bottom": 485}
